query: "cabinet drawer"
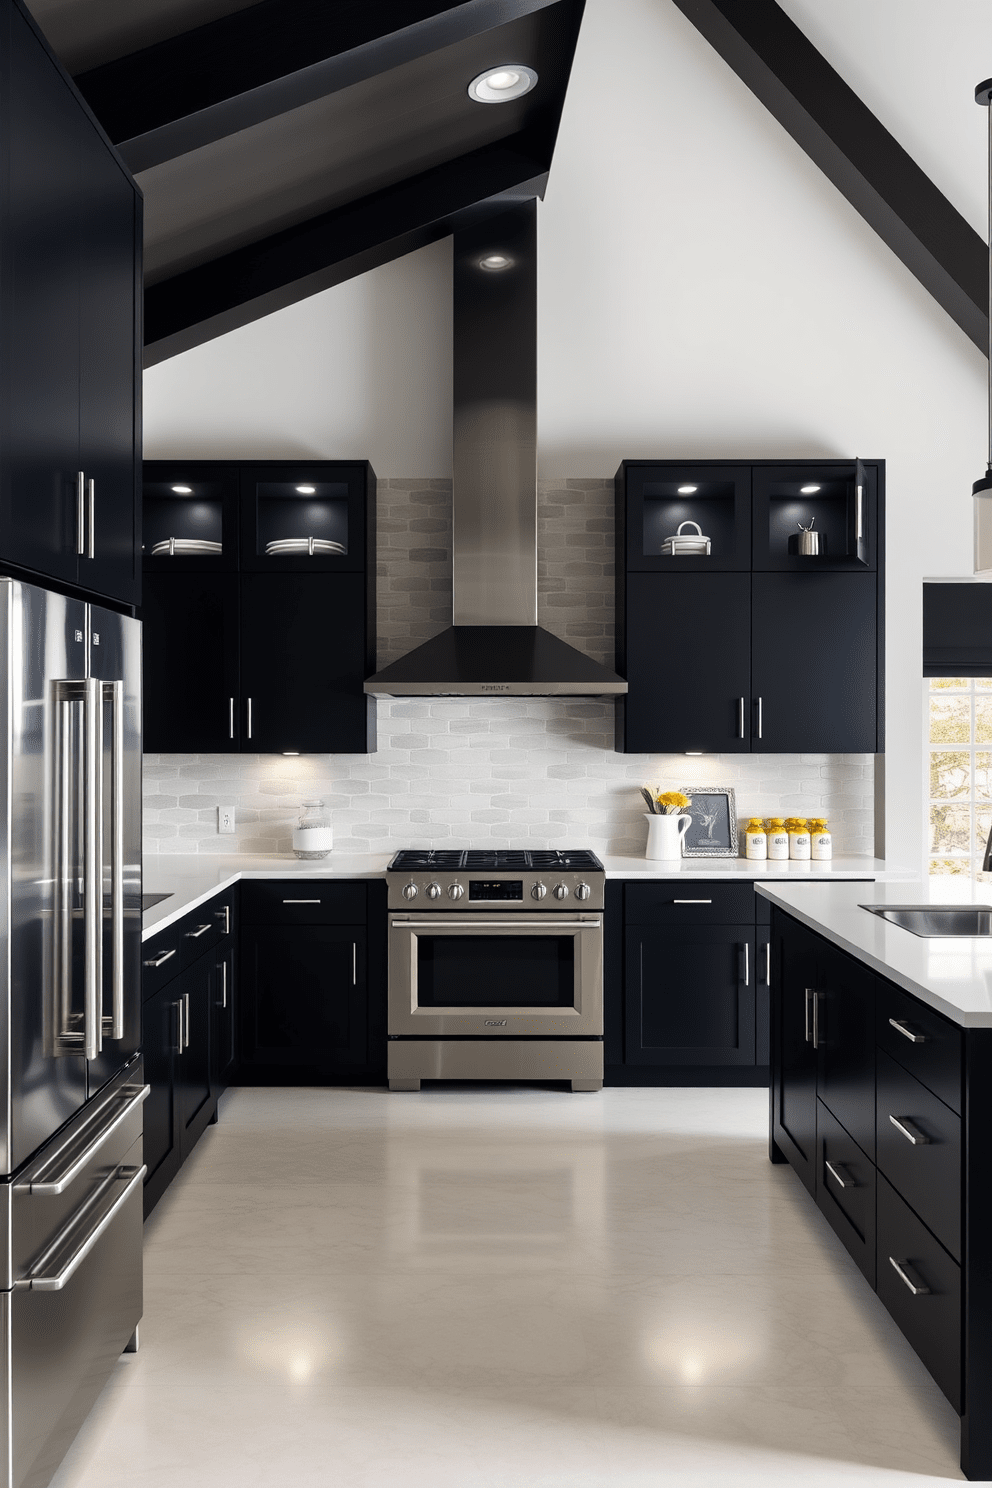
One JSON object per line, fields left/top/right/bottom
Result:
{"left": 876, "top": 1175, "right": 961, "bottom": 1411}
{"left": 142, "top": 893, "right": 234, "bottom": 999}
{"left": 241, "top": 880, "right": 366, "bottom": 925}
{"left": 876, "top": 1048, "right": 961, "bottom": 1262}
{"left": 876, "top": 981, "right": 962, "bottom": 1115}
{"left": 624, "top": 882, "right": 754, "bottom": 925}
{"left": 816, "top": 1100, "right": 875, "bottom": 1286}
{"left": 142, "top": 922, "right": 185, "bottom": 1000}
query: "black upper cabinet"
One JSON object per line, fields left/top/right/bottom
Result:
{"left": 615, "top": 459, "right": 884, "bottom": 754}
{"left": 625, "top": 573, "right": 751, "bottom": 753}
{"left": 141, "top": 460, "right": 376, "bottom": 754}
{"left": 0, "top": 3, "right": 140, "bottom": 607}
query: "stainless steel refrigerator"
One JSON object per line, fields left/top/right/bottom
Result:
{"left": 0, "top": 578, "right": 144, "bottom": 1488}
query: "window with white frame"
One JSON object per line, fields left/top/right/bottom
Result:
{"left": 928, "top": 677, "right": 992, "bottom": 876}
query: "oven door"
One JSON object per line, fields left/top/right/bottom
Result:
{"left": 388, "top": 913, "right": 603, "bottom": 1038}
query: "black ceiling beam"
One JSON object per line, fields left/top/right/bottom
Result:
{"left": 78, "top": 0, "right": 567, "bottom": 174}
{"left": 670, "top": 0, "right": 988, "bottom": 353}
{"left": 144, "top": 138, "right": 548, "bottom": 365}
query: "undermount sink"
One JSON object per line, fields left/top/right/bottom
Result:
{"left": 860, "top": 903, "right": 992, "bottom": 938}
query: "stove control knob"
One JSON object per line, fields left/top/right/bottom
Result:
{"left": 531, "top": 882, "right": 547, "bottom": 901}
{"left": 402, "top": 882, "right": 419, "bottom": 900}
{"left": 575, "top": 882, "right": 592, "bottom": 901}
{"left": 427, "top": 882, "right": 442, "bottom": 900}
{"left": 553, "top": 883, "right": 569, "bottom": 900}
{"left": 447, "top": 883, "right": 465, "bottom": 900}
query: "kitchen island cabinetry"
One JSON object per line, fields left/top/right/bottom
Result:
{"left": 141, "top": 460, "right": 376, "bottom": 753}
{"left": 1, "top": 0, "right": 141, "bottom": 608}
{"left": 767, "top": 898, "right": 992, "bottom": 1473}
{"left": 615, "top": 460, "right": 884, "bottom": 754}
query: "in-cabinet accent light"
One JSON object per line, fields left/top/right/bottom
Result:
{"left": 171, "top": 485, "right": 193, "bottom": 494}
{"left": 467, "top": 65, "right": 538, "bottom": 104}
{"left": 685, "top": 751, "right": 703, "bottom": 756}
{"left": 283, "top": 751, "right": 300, "bottom": 756}
{"left": 295, "top": 485, "right": 316, "bottom": 494}
{"left": 479, "top": 253, "right": 513, "bottom": 272}
{"left": 677, "top": 485, "right": 698, "bottom": 494}
{"left": 799, "top": 484, "right": 821, "bottom": 495}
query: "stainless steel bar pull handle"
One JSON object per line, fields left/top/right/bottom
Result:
{"left": 20, "top": 1164, "right": 147, "bottom": 1292}
{"left": 55, "top": 693, "right": 73, "bottom": 1051}
{"left": 804, "top": 988, "right": 814, "bottom": 1044}
{"left": 855, "top": 483, "right": 864, "bottom": 542}
{"left": 352, "top": 943, "right": 357, "bottom": 986}
{"left": 755, "top": 697, "right": 763, "bottom": 740}
{"left": 888, "top": 1017, "right": 925, "bottom": 1044}
{"left": 218, "top": 959, "right": 227, "bottom": 1009}
{"left": 217, "top": 904, "right": 231, "bottom": 934}
{"left": 24, "top": 1085, "right": 149, "bottom": 1195}
{"left": 889, "top": 1114, "right": 929, "bottom": 1146}
{"left": 105, "top": 681, "right": 124, "bottom": 1039}
{"left": 812, "top": 989, "right": 820, "bottom": 1049}
{"left": 174, "top": 1000, "right": 183, "bottom": 1054}
{"left": 143, "top": 947, "right": 175, "bottom": 969}
{"left": 247, "top": 697, "right": 252, "bottom": 739}
{"left": 889, "top": 1256, "right": 930, "bottom": 1296}
{"left": 186, "top": 923, "right": 211, "bottom": 938}
{"left": 825, "top": 1160, "right": 854, "bottom": 1189}
{"left": 764, "top": 941, "right": 771, "bottom": 986}
{"left": 229, "top": 697, "right": 235, "bottom": 740}
{"left": 673, "top": 899, "right": 712, "bottom": 904}
{"left": 737, "top": 697, "right": 745, "bottom": 739}
{"left": 183, "top": 992, "right": 190, "bottom": 1049}
{"left": 86, "top": 477, "right": 96, "bottom": 559}
{"left": 83, "top": 677, "right": 102, "bottom": 1061}
{"left": 76, "top": 472, "right": 86, "bottom": 556}
{"left": 391, "top": 919, "right": 602, "bottom": 930}
{"left": 739, "top": 943, "right": 749, "bottom": 986}
{"left": 283, "top": 899, "right": 321, "bottom": 904}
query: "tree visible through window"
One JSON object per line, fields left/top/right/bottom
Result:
{"left": 928, "top": 678, "right": 992, "bottom": 876}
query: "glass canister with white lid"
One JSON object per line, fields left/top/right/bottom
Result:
{"left": 293, "top": 799, "right": 333, "bottom": 859}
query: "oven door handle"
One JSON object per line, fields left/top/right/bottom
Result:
{"left": 390, "top": 919, "right": 602, "bottom": 929}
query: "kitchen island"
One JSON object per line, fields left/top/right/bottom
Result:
{"left": 757, "top": 877, "right": 992, "bottom": 1481}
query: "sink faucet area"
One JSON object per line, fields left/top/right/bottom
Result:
{"left": 860, "top": 903, "right": 992, "bottom": 937}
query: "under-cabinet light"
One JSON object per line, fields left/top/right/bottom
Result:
{"left": 479, "top": 253, "right": 513, "bottom": 272}
{"left": 283, "top": 752, "right": 300, "bottom": 756}
{"left": 171, "top": 485, "right": 192, "bottom": 494}
{"left": 799, "top": 484, "right": 821, "bottom": 494}
{"left": 685, "top": 752, "right": 703, "bottom": 756}
{"left": 296, "top": 485, "right": 316, "bottom": 494}
{"left": 468, "top": 65, "right": 538, "bottom": 104}
{"left": 677, "top": 485, "right": 698, "bottom": 494}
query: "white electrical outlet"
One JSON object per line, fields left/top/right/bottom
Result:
{"left": 218, "top": 804, "right": 236, "bottom": 835}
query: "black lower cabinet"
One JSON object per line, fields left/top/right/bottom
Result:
{"left": 141, "top": 979, "right": 182, "bottom": 1215}
{"left": 816, "top": 1099, "right": 875, "bottom": 1285}
{"left": 877, "top": 1175, "right": 961, "bottom": 1411}
{"left": 211, "top": 943, "right": 237, "bottom": 1098}
{"left": 241, "top": 923, "right": 367, "bottom": 1071}
{"left": 625, "top": 924, "right": 755, "bottom": 1066}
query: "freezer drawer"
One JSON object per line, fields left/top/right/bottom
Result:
{"left": 7, "top": 1128, "right": 143, "bottom": 1488}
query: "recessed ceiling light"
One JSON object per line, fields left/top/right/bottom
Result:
{"left": 677, "top": 485, "right": 698, "bottom": 494}
{"left": 800, "top": 484, "right": 821, "bottom": 494}
{"left": 171, "top": 484, "right": 192, "bottom": 494}
{"left": 296, "top": 485, "right": 316, "bottom": 494}
{"left": 468, "top": 65, "right": 538, "bottom": 104}
{"left": 479, "top": 253, "right": 513, "bottom": 272}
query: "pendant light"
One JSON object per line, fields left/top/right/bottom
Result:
{"left": 974, "top": 78, "right": 992, "bottom": 571}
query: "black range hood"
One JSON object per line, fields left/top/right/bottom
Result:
{"left": 365, "top": 202, "right": 626, "bottom": 700}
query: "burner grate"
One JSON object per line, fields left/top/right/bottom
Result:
{"left": 388, "top": 848, "right": 604, "bottom": 873}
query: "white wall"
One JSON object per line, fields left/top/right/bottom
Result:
{"left": 143, "top": 0, "right": 991, "bottom": 871}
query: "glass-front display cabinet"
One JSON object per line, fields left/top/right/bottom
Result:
{"left": 142, "top": 464, "right": 240, "bottom": 571}
{"left": 751, "top": 461, "right": 874, "bottom": 571}
{"left": 620, "top": 463, "right": 751, "bottom": 572}
{"left": 240, "top": 463, "right": 368, "bottom": 572}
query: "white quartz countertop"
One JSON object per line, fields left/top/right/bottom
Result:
{"left": 142, "top": 851, "right": 905, "bottom": 941}
{"left": 756, "top": 878, "right": 992, "bottom": 1028}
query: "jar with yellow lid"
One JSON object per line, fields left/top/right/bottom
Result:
{"left": 766, "top": 817, "right": 789, "bottom": 860}
{"left": 810, "top": 818, "right": 832, "bottom": 860}
{"left": 786, "top": 817, "right": 811, "bottom": 860}
{"left": 744, "top": 818, "right": 767, "bottom": 860}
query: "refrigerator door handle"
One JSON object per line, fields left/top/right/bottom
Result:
{"left": 21, "top": 1084, "right": 149, "bottom": 1195}
{"left": 18, "top": 1164, "right": 147, "bottom": 1291}
{"left": 104, "top": 681, "right": 125, "bottom": 1040}
{"left": 53, "top": 690, "right": 74, "bottom": 1053}
{"left": 83, "top": 677, "right": 103, "bottom": 1061}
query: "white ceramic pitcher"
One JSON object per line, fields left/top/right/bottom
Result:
{"left": 644, "top": 812, "right": 692, "bottom": 860}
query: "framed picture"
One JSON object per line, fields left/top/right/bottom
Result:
{"left": 679, "top": 786, "right": 738, "bottom": 857}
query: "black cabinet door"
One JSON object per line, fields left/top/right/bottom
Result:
{"left": 624, "top": 574, "right": 751, "bottom": 753}
{"left": 1, "top": 6, "right": 81, "bottom": 584}
{"left": 141, "top": 980, "right": 181, "bottom": 1217}
{"left": 142, "top": 572, "right": 240, "bottom": 752}
{"left": 211, "top": 945, "right": 236, "bottom": 1096}
{"left": 751, "top": 574, "right": 877, "bottom": 752}
{"left": 77, "top": 114, "right": 139, "bottom": 607}
{"left": 176, "top": 959, "right": 215, "bottom": 1158}
{"left": 815, "top": 944, "right": 876, "bottom": 1160}
{"left": 624, "top": 924, "right": 756, "bottom": 1066}
{"left": 240, "top": 573, "right": 371, "bottom": 753}
{"left": 242, "top": 923, "right": 367, "bottom": 1070}
{"left": 771, "top": 914, "right": 819, "bottom": 1194}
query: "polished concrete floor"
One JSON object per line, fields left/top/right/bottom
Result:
{"left": 51, "top": 1086, "right": 963, "bottom": 1486}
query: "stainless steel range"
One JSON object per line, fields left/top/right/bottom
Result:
{"left": 386, "top": 849, "right": 605, "bottom": 1092}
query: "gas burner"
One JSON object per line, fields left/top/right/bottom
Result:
{"left": 387, "top": 848, "right": 603, "bottom": 872}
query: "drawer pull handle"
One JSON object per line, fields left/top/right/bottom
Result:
{"left": 888, "top": 1017, "right": 925, "bottom": 1044}
{"left": 889, "top": 1256, "right": 930, "bottom": 1296}
{"left": 805, "top": 988, "right": 821, "bottom": 1047}
{"left": 186, "top": 923, "right": 211, "bottom": 939}
{"left": 889, "top": 1114, "right": 930, "bottom": 1146}
{"left": 283, "top": 899, "right": 321, "bottom": 904}
{"left": 825, "top": 1159, "right": 854, "bottom": 1189}
{"left": 143, "top": 948, "right": 176, "bottom": 969}
{"left": 673, "top": 899, "right": 712, "bottom": 904}
{"left": 739, "top": 942, "right": 749, "bottom": 986}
